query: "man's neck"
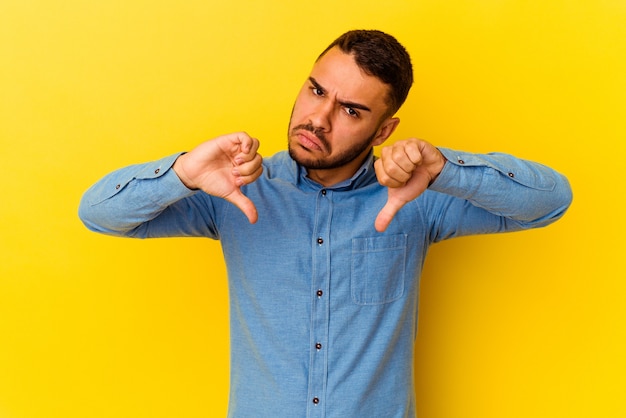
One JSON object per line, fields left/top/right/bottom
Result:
{"left": 304, "top": 152, "right": 373, "bottom": 187}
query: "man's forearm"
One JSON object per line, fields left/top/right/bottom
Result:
{"left": 78, "top": 153, "right": 196, "bottom": 236}
{"left": 430, "top": 148, "right": 572, "bottom": 228}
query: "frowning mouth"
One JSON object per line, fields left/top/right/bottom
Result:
{"left": 291, "top": 124, "right": 328, "bottom": 152}
{"left": 296, "top": 131, "right": 323, "bottom": 151}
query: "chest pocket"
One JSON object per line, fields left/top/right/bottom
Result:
{"left": 351, "top": 234, "right": 407, "bottom": 305}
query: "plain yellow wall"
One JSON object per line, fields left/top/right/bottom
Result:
{"left": 1, "top": 1, "right": 624, "bottom": 417}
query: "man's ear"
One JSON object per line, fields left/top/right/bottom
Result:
{"left": 372, "top": 117, "right": 400, "bottom": 146}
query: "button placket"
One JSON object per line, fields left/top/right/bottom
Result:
{"left": 307, "top": 188, "right": 331, "bottom": 417}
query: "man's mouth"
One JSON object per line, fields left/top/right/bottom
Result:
{"left": 295, "top": 130, "right": 324, "bottom": 152}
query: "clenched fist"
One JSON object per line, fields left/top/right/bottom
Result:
{"left": 374, "top": 138, "right": 446, "bottom": 232}
{"left": 174, "top": 132, "right": 263, "bottom": 224}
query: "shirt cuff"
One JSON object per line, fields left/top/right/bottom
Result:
{"left": 429, "top": 147, "right": 558, "bottom": 199}
{"left": 134, "top": 152, "right": 199, "bottom": 203}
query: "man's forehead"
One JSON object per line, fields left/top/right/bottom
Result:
{"left": 309, "top": 47, "right": 390, "bottom": 110}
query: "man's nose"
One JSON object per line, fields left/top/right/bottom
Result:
{"left": 308, "top": 100, "right": 333, "bottom": 132}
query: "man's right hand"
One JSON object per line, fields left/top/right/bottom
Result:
{"left": 173, "top": 132, "right": 263, "bottom": 224}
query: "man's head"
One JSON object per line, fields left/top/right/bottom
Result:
{"left": 288, "top": 30, "right": 413, "bottom": 186}
{"left": 317, "top": 30, "right": 413, "bottom": 117}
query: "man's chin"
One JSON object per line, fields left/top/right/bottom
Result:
{"left": 288, "top": 145, "right": 325, "bottom": 169}
{"left": 288, "top": 146, "right": 313, "bottom": 167}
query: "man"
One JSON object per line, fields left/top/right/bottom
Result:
{"left": 79, "top": 30, "right": 572, "bottom": 417}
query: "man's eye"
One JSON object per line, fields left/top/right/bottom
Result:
{"left": 312, "top": 87, "right": 324, "bottom": 96}
{"left": 345, "top": 107, "right": 359, "bottom": 118}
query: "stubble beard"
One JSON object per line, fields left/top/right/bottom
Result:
{"left": 287, "top": 121, "right": 377, "bottom": 170}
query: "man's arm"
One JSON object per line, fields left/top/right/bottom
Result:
{"left": 78, "top": 132, "right": 263, "bottom": 237}
{"left": 374, "top": 138, "right": 572, "bottom": 233}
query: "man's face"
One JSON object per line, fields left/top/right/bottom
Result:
{"left": 288, "top": 47, "right": 396, "bottom": 185}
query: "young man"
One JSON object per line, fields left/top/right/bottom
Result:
{"left": 79, "top": 30, "right": 572, "bottom": 417}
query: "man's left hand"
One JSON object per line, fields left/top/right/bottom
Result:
{"left": 374, "top": 138, "right": 446, "bottom": 232}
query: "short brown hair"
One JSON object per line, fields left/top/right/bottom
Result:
{"left": 318, "top": 30, "right": 413, "bottom": 116}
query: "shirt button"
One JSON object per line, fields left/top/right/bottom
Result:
{"left": 317, "top": 290, "right": 323, "bottom": 297}
{"left": 154, "top": 168, "right": 160, "bottom": 174}
{"left": 317, "top": 237, "right": 324, "bottom": 245}
{"left": 316, "top": 343, "right": 322, "bottom": 350}
{"left": 115, "top": 184, "right": 121, "bottom": 190}
{"left": 312, "top": 397, "right": 320, "bottom": 405}
{"left": 321, "top": 189, "right": 327, "bottom": 195}
{"left": 508, "top": 172, "right": 515, "bottom": 178}
{"left": 457, "top": 159, "right": 465, "bottom": 164}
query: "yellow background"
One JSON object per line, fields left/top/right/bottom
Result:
{"left": 1, "top": 1, "right": 624, "bottom": 417}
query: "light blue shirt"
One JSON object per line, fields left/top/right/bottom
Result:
{"left": 79, "top": 148, "right": 572, "bottom": 417}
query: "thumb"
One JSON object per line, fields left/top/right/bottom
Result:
{"left": 226, "top": 190, "right": 259, "bottom": 224}
{"left": 374, "top": 196, "right": 406, "bottom": 232}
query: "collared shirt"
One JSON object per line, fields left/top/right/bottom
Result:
{"left": 79, "top": 148, "right": 572, "bottom": 417}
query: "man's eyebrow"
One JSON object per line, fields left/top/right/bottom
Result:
{"left": 309, "top": 77, "right": 327, "bottom": 95}
{"left": 309, "top": 77, "right": 372, "bottom": 112}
